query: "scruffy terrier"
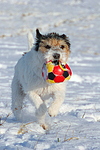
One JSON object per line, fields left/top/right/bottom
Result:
{"left": 12, "top": 29, "right": 71, "bottom": 130}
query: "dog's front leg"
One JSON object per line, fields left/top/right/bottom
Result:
{"left": 48, "top": 91, "right": 65, "bottom": 117}
{"left": 28, "top": 91, "right": 47, "bottom": 116}
{"left": 28, "top": 91, "right": 48, "bottom": 129}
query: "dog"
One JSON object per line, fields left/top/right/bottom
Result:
{"left": 11, "top": 29, "right": 71, "bottom": 130}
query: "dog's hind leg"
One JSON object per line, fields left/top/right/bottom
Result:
{"left": 11, "top": 77, "right": 25, "bottom": 120}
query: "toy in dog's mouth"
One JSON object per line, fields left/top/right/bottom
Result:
{"left": 52, "top": 60, "right": 59, "bottom": 65}
{"left": 42, "top": 60, "right": 72, "bottom": 84}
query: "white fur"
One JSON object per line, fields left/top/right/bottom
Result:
{"left": 12, "top": 34, "right": 67, "bottom": 130}
{"left": 27, "top": 32, "right": 34, "bottom": 51}
{"left": 44, "top": 47, "right": 68, "bottom": 63}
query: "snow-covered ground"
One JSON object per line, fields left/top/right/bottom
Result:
{"left": 0, "top": 0, "right": 100, "bottom": 149}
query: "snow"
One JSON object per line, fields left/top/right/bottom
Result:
{"left": 0, "top": 0, "right": 100, "bottom": 149}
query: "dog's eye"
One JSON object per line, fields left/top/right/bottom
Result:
{"left": 60, "top": 45, "right": 65, "bottom": 49}
{"left": 45, "top": 45, "right": 51, "bottom": 49}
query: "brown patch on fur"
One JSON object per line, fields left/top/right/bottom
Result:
{"left": 64, "top": 51, "right": 70, "bottom": 62}
{"left": 40, "top": 124, "right": 48, "bottom": 130}
{"left": 22, "top": 52, "right": 27, "bottom": 56}
{"left": 39, "top": 38, "right": 70, "bottom": 54}
{"left": 39, "top": 40, "right": 48, "bottom": 53}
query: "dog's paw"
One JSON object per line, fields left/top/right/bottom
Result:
{"left": 48, "top": 106, "right": 58, "bottom": 117}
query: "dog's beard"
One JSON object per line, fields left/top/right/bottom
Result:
{"left": 44, "top": 49, "right": 68, "bottom": 63}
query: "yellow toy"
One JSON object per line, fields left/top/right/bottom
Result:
{"left": 42, "top": 60, "right": 72, "bottom": 84}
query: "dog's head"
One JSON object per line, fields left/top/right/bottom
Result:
{"left": 35, "top": 29, "right": 71, "bottom": 63}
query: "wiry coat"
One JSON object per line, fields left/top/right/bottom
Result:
{"left": 12, "top": 29, "right": 70, "bottom": 129}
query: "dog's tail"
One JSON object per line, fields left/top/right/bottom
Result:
{"left": 27, "top": 32, "right": 34, "bottom": 51}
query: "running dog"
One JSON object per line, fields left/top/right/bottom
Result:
{"left": 11, "top": 29, "right": 71, "bottom": 130}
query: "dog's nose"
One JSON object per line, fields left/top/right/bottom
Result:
{"left": 53, "top": 53, "right": 60, "bottom": 59}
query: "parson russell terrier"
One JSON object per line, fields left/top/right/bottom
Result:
{"left": 11, "top": 29, "right": 71, "bottom": 130}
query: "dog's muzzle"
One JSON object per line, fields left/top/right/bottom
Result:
{"left": 53, "top": 53, "right": 60, "bottom": 59}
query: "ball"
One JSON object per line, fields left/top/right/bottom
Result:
{"left": 42, "top": 60, "right": 72, "bottom": 84}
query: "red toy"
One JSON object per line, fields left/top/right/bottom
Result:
{"left": 42, "top": 60, "right": 72, "bottom": 84}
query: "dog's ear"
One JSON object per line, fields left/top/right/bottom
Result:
{"left": 60, "top": 34, "right": 66, "bottom": 39}
{"left": 36, "top": 29, "right": 42, "bottom": 39}
{"left": 60, "top": 34, "right": 71, "bottom": 50}
{"left": 35, "top": 29, "right": 42, "bottom": 51}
